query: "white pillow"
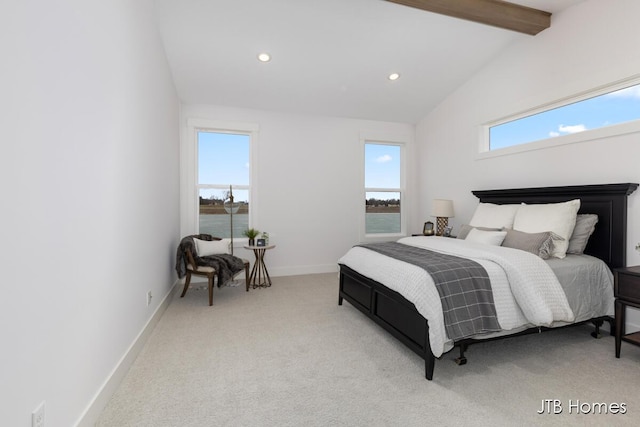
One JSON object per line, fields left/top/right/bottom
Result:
{"left": 469, "top": 203, "right": 520, "bottom": 229}
{"left": 512, "top": 199, "right": 580, "bottom": 259}
{"left": 465, "top": 228, "right": 507, "bottom": 246}
{"left": 193, "top": 238, "right": 231, "bottom": 256}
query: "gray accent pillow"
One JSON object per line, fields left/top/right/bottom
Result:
{"left": 567, "top": 214, "right": 598, "bottom": 254}
{"left": 501, "top": 229, "right": 556, "bottom": 259}
{"left": 457, "top": 224, "right": 502, "bottom": 240}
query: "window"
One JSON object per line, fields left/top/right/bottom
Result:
{"left": 197, "top": 130, "right": 250, "bottom": 238}
{"left": 364, "top": 142, "right": 403, "bottom": 236}
{"left": 484, "top": 80, "right": 640, "bottom": 154}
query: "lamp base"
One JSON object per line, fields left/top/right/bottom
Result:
{"left": 436, "top": 217, "right": 448, "bottom": 236}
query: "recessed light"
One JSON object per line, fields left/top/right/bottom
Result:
{"left": 388, "top": 73, "right": 400, "bottom": 81}
{"left": 257, "top": 53, "right": 271, "bottom": 62}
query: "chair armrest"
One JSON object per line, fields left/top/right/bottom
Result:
{"left": 185, "top": 248, "right": 198, "bottom": 270}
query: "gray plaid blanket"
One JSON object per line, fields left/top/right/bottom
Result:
{"left": 358, "top": 242, "right": 502, "bottom": 340}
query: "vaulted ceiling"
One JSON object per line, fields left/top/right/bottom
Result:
{"left": 154, "top": 0, "right": 584, "bottom": 123}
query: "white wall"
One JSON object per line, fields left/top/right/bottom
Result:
{"left": 180, "top": 104, "right": 416, "bottom": 276}
{"left": 0, "top": 1, "right": 180, "bottom": 426}
{"left": 416, "top": 0, "right": 640, "bottom": 326}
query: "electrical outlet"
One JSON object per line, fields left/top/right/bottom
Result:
{"left": 32, "top": 401, "right": 45, "bottom": 427}
{"left": 147, "top": 291, "right": 153, "bottom": 306}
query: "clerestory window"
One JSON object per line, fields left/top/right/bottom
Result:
{"left": 483, "top": 80, "right": 640, "bottom": 155}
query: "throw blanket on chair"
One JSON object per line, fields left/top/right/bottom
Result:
{"left": 175, "top": 234, "right": 245, "bottom": 287}
{"left": 357, "top": 242, "right": 502, "bottom": 340}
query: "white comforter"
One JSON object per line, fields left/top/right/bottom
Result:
{"left": 338, "top": 236, "right": 575, "bottom": 357}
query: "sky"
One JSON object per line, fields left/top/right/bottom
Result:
{"left": 198, "top": 83, "right": 640, "bottom": 205}
{"left": 198, "top": 133, "right": 403, "bottom": 203}
{"left": 198, "top": 131, "right": 250, "bottom": 202}
{"left": 490, "top": 83, "right": 640, "bottom": 150}
{"left": 365, "top": 143, "right": 400, "bottom": 201}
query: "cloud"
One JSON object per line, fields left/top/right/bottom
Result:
{"left": 375, "top": 154, "right": 392, "bottom": 163}
{"left": 605, "top": 85, "right": 640, "bottom": 99}
{"left": 549, "top": 124, "right": 586, "bottom": 137}
{"left": 558, "top": 124, "right": 587, "bottom": 134}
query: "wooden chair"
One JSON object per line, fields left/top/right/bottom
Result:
{"left": 180, "top": 238, "right": 250, "bottom": 306}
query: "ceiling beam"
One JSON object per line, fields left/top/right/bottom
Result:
{"left": 385, "top": 0, "right": 551, "bottom": 35}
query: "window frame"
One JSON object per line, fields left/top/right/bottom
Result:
{"left": 478, "top": 76, "right": 640, "bottom": 159}
{"left": 361, "top": 135, "right": 407, "bottom": 241}
{"left": 185, "top": 118, "right": 258, "bottom": 242}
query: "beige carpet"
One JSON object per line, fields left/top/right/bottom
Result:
{"left": 97, "top": 273, "right": 640, "bottom": 426}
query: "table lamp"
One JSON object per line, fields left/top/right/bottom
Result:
{"left": 432, "top": 199, "right": 454, "bottom": 236}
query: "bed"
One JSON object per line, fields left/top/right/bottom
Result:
{"left": 338, "top": 183, "right": 638, "bottom": 380}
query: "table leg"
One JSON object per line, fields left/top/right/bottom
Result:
{"left": 248, "top": 248, "right": 273, "bottom": 288}
{"left": 615, "top": 299, "right": 624, "bottom": 358}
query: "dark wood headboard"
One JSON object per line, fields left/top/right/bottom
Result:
{"left": 472, "top": 183, "right": 638, "bottom": 270}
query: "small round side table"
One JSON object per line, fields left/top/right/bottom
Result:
{"left": 243, "top": 244, "right": 275, "bottom": 289}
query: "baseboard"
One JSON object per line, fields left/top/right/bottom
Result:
{"left": 74, "top": 280, "right": 178, "bottom": 426}
{"left": 268, "top": 263, "right": 339, "bottom": 277}
{"left": 186, "top": 264, "right": 339, "bottom": 279}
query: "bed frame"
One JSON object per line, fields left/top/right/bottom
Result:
{"left": 338, "top": 183, "right": 638, "bottom": 380}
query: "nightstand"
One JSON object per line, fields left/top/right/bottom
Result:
{"left": 614, "top": 266, "right": 640, "bottom": 358}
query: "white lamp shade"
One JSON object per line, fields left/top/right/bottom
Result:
{"left": 432, "top": 199, "right": 454, "bottom": 218}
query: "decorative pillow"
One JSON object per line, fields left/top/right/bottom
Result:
{"left": 193, "top": 238, "right": 230, "bottom": 256}
{"left": 567, "top": 214, "right": 598, "bottom": 254}
{"left": 469, "top": 203, "right": 520, "bottom": 229}
{"left": 512, "top": 199, "right": 580, "bottom": 259}
{"left": 456, "top": 224, "right": 502, "bottom": 240}
{"left": 501, "top": 229, "right": 555, "bottom": 259}
{"left": 464, "top": 228, "right": 507, "bottom": 246}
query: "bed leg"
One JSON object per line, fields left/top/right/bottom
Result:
{"left": 455, "top": 343, "right": 468, "bottom": 366}
{"left": 423, "top": 321, "right": 435, "bottom": 380}
{"left": 590, "top": 319, "right": 604, "bottom": 339}
{"left": 425, "top": 354, "right": 435, "bottom": 380}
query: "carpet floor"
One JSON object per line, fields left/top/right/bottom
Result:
{"left": 96, "top": 273, "right": 640, "bottom": 426}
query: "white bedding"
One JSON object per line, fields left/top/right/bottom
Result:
{"left": 338, "top": 236, "right": 575, "bottom": 357}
